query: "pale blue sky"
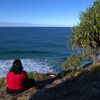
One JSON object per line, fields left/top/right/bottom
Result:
{"left": 0, "top": 0, "right": 95, "bottom": 27}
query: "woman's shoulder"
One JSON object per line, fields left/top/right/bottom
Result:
{"left": 7, "top": 70, "right": 12, "bottom": 74}
{"left": 21, "top": 70, "right": 28, "bottom": 75}
{"left": 7, "top": 70, "right": 14, "bottom": 76}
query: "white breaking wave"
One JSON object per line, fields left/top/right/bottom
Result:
{"left": 0, "top": 58, "right": 56, "bottom": 78}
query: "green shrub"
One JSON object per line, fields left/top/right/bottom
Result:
{"left": 62, "top": 54, "right": 81, "bottom": 70}
{"left": 82, "top": 49, "right": 97, "bottom": 60}
{"left": 28, "top": 72, "right": 49, "bottom": 81}
{"left": 0, "top": 77, "right": 7, "bottom": 87}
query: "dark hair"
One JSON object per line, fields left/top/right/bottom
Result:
{"left": 10, "top": 59, "right": 23, "bottom": 74}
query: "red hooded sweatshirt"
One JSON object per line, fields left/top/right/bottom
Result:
{"left": 6, "top": 70, "right": 29, "bottom": 90}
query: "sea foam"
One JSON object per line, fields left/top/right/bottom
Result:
{"left": 0, "top": 58, "right": 57, "bottom": 78}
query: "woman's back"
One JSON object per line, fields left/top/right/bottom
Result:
{"left": 6, "top": 70, "right": 28, "bottom": 90}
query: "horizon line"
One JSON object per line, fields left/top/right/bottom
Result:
{"left": 0, "top": 22, "right": 74, "bottom": 27}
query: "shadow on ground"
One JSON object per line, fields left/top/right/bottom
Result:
{"left": 30, "top": 65, "right": 100, "bottom": 100}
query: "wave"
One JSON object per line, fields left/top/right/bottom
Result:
{"left": 0, "top": 50, "right": 52, "bottom": 54}
{"left": 0, "top": 57, "right": 93, "bottom": 78}
{"left": 0, "top": 58, "right": 64, "bottom": 78}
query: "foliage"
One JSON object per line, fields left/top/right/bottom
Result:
{"left": 0, "top": 77, "right": 7, "bottom": 87}
{"left": 62, "top": 54, "right": 81, "bottom": 70}
{"left": 91, "top": 62, "right": 100, "bottom": 72}
{"left": 28, "top": 72, "right": 49, "bottom": 81}
{"left": 68, "top": 0, "right": 100, "bottom": 49}
{"left": 65, "top": 67, "right": 84, "bottom": 78}
{"left": 82, "top": 49, "right": 97, "bottom": 60}
{"left": 64, "top": 62, "right": 100, "bottom": 79}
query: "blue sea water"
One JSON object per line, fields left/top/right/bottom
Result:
{"left": 0, "top": 27, "right": 91, "bottom": 78}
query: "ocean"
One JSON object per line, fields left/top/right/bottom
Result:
{"left": 0, "top": 27, "right": 91, "bottom": 78}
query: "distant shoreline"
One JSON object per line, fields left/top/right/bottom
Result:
{"left": 0, "top": 26, "right": 73, "bottom": 28}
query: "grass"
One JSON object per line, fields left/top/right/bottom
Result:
{"left": 64, "top": 62, "right": 100, "bottom": 78}
{"left": 90, "top": 62, "right": 100, "bottom": 72}
{"left": 28, "top": 72, "right": 52, "bottom": 81}
{"left": 64, "top": 68, "right": 84, "bottom": 78}
{"left": 0, "top": 77, "right": 7, "bottom": 87}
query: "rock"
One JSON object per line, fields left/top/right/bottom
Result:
{"left": 52, "top": 79, "right": 63, "bottom": 85}
{"left": 0, "top": 87, "right": 7, "bottom": 96}
{"left": 1, "top": 64, "right": 100, "bottom": 100}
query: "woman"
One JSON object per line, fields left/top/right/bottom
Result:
{"left": 6, "top": 59, "right": 34, "bottom": 94}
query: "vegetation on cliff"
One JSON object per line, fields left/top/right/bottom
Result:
{"left": 68, "top": 0, "right": 100, "bottom": 49}
{"left": 63, "top": 0, "right": 100, "bottom": 70}
{"left": 0, "top": 1, "right": 100, "bottom": 100}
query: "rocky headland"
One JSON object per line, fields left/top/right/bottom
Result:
{"left": 0, "top": 62, "right": 100, "bottom": 100}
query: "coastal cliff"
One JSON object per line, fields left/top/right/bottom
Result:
{"left": 0, "top": 62, "right": 100, "bottom": 100}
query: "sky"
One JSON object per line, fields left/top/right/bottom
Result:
{"left": 0, "top": 0, "right": 95, "bottom": 27}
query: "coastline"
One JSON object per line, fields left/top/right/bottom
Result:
{"left": 0, "top": 62, "right": 100, "bottom": 100}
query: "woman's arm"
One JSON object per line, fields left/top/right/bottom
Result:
{"left": 23, "top": 71, "right": 29, "bottom": 83}
{"left": 6, "top": 71, "right": 9, "bottom": 84}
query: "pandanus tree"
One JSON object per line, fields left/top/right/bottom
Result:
{"left": 68, "top": 1, "right": 100, "bottom": 49}
{"left": 63, "top": 1, "right": 100, "bottom": 70}
{"left": 68, "top": 0, "right": 100, "bottom": 59}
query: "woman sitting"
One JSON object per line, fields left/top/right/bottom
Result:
{"left": 6, "top": 59, "right": 34, "bottom": 94}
